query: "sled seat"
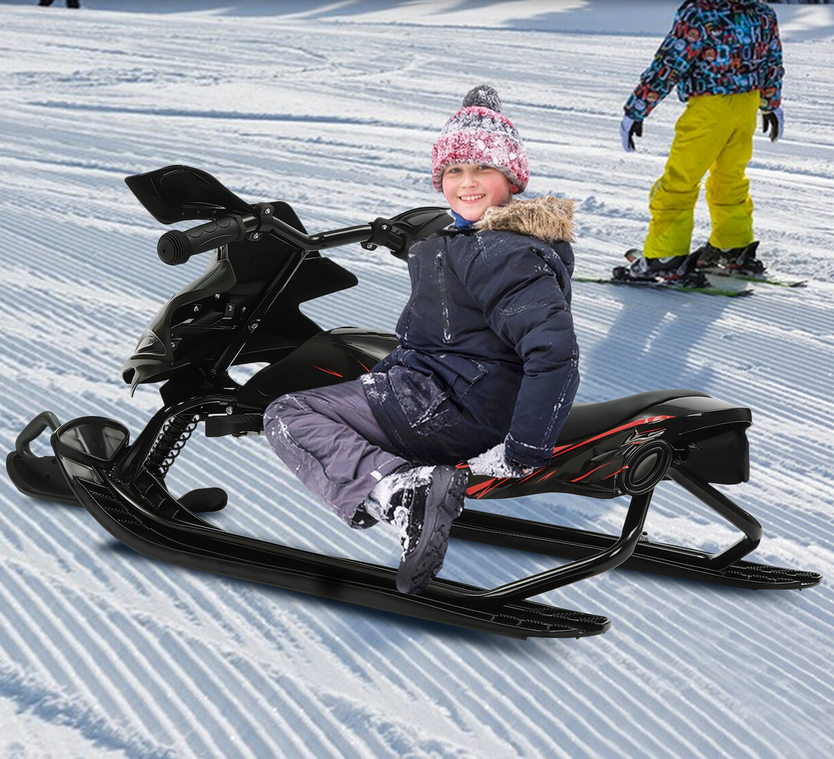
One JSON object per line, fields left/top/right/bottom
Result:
{"left": 557, "top": 389, "right": 710, "bottom": 443}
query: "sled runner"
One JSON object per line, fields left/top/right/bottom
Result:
{"left": 6, "top": 166, "right": 821, "bottom": 639}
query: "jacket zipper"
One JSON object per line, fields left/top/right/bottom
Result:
{"left": 435, "top": 252, "right": 452, "bottom": 344}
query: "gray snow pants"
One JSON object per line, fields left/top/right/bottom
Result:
{"left": 264, "top": 379, "right": 409, "bottom": 528}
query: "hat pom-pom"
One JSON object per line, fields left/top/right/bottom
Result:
{"left": 462, "top": 85, "right": 502, "bottom": 113}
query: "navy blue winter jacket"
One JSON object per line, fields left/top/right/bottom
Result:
{"left": 361, "top": 196, "right": 579, "bottom": 469}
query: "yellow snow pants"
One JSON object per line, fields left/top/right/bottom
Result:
{"left": 643, "top": 90, "right": 760, "bottom": 259}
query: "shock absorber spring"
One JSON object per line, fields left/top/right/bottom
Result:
{"left": 146, "top": 413, "right": 199, "bottom": 478}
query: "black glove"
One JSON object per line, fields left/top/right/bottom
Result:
{"left": 762, "top": 107, "right": 784, "bottom": 142}
{"left": 620, "top": 116, "right": 643, "bottom": 152}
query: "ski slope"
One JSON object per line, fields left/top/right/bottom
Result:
{"left": 0, "top": 1, "right": 832, "bottom": 757}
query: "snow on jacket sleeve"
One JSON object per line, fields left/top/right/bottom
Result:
{"left": 461, "top": 233, "right": 580, "bottom": 469}
{"left": 624, "top": 4, "right": 705, "bottom": 120}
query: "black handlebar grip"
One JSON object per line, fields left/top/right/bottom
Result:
{"left": 157, "top": 216, "right": 247, "bottom": 265}
{"left": 157, "top": 229, "right": 192, "bottom": 265}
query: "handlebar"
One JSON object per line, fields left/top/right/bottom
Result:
{"left": 156, "top": 203, "right": 452, "bottom": 266}
{"left": 157, "top": 215, "right": 254, "bottom": 265}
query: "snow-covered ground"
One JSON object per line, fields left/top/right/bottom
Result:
{"left": 0, "top": 1, "right": 832, "bottom": 757}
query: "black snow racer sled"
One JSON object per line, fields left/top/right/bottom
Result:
{"left": 6, "top": 166, "right": 821, "bottom": 640}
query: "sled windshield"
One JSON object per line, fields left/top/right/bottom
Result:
{"left": 125, "top": 165, "right": 255, "bottom": 224}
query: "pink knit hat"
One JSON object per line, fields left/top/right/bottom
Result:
{"left": 432, "top": 85, "right": 528, "bottom": 193}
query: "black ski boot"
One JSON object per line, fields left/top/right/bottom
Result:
{"left": 693, "top": 242, "right": 726, "bottom": 269}
{"left": 694, "top": 241, "right": 766, "bottom": 276}
{"left": 616, "top": 251, "right": 709, "bottom": 288}
{"left": 726, "top": 241, "right": 766, "bottom": 275}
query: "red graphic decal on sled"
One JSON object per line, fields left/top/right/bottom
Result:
{"left": 314, "top": 366, "right": 343, "bottom": 378}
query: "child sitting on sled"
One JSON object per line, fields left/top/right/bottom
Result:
{"left": 264, "top": 85, "right": 579, "bottom": 595}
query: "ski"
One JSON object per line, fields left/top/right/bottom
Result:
{"left": 574, "top": 275, "right": 754, "bottom": 297}
{"left": 620, "top": 248, "right": 806, "bottom": 289}
{"left": 66, "top": 465, "right": 611, "bottom": 640}
{"left": 702, "top": 269, "right": 807, "bottom": 289}
{"left": 451, "top": 462, "right": 821, "bottom": 591}
{"left": 452, "top": 509, "right": 821, "bottom": 590}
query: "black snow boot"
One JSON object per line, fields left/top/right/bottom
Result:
{"left": 365, "top": 465, "right": 467, "bottom": 594}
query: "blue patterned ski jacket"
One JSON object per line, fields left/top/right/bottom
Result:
{"left": 624, "top": 0, "right": 783, "bottom": 120}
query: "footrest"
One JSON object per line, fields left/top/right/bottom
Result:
{"left": 205, "top": 413, "right": 263, "bottom": 437}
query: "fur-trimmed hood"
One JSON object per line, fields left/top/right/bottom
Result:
{"left": 475, "top": 196, "right": 576, "bottom": 244}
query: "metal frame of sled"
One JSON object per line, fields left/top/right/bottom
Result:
{"left": 7, "top": 399, "right": 821, "bottom": 640}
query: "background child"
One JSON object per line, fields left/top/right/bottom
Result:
{"left": 265, "top": 85, "right": 579, "bottom": 595}
{"left": 619, "top": 0, "right": 784, "bottom": 284}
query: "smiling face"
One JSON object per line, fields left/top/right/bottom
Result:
{"left": 441, "top": 164, "right": 519, "bottom": 222}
